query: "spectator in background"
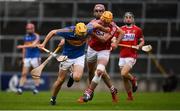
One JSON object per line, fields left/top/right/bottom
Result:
{"left": 16, "top": 23, "right": 41, "bottom": 95}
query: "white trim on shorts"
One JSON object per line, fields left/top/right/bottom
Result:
{"left": 118, "top": 57, "right": 136, "bottom": 68}
{"left": 59, "top": 55, "right": 85, "bottom": 70}
{"left": 86, "top": 46, "right": 110, "bottom": 63}
{"left": 23, "top": 58, "right": 41, "bottom": 68}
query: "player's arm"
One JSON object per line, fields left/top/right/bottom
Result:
{"left": 58, "top": 38, "right": 65, "bottom": 47}
{"left": 136, "top": 29, "right": 145, "bottom": 50}
{"left": 39, "top": 28, "right": 69, "bottom": 48}
{"left": 93, "top": 25, "right": 119, "bottom": 43}
{"left": 22, "top": 45, "right": 25, "bottom": 62}
{"left": 110, "top": 27, "right": 124, "bottom": 50}
{"left": 88, "top": 22, "right": 109, "bottom": 33}
{"left": 94, "top": 32, "right": 112, "bottom": 43}
{"left": 116, "top": 27, "right": 125, "bottom": 43}
{"left": 32, "top": 33, "right": 40, "bottom": 45}
{"left": 17, "top": 33, "right": 40, "bottom": 49}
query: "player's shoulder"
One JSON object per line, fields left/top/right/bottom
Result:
{"left": 89, "top": 19, "right": 99, "bottom": 24}
{"left": 66, "top": 26, "right": 75, "bottom": 30}
{"left": 90, "top": 19, "right": 97, "bottom": 22}
{"left": 62, "top": 26, "right": 75, "bottom": 32}
{"left": 133, "top": 25, "right": 142, "bottom": 31}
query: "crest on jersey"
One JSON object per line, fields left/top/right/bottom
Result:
{"left": 96, "top": 29, "right": 105, "bottom": 36}
{"left": 122, "top": 33, "right": 135, "bottom": 41}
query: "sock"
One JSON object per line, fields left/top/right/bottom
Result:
{"left": 18, "top": 86, "right": 23, "bottom": 90}
{"left": 127, "top": 90, "right": 133, "bottom": 98}
{"left": 51, "top": 96, "right": 56, "bottom": 101}
{"left": 34, "top": 85, "right": 39, "bottom": 90}
{"left": 110, "top": 85, "right": 115, "bottom": 93}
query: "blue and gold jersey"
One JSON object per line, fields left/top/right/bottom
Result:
{"left": 56, "top": 25, "right": 93, "bottom": 59}
{"left": 24, "top": 33, "right": 40, "bottom": 58}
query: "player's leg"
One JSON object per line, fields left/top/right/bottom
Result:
{"left": 67, "top": 65, "right": 84, "bottom": 87}
{"left": 102, "top": 71, "right": 118, "bottom": 103}
{"left": 50, "top": 69, "right": 68, "bottom": 105}
{"left": 67, "top": 66, "right": 74, "bottom": 87}
{"left": 77, "top": 48, "right": 97, "bottom": 102}
{"left": 121, "top": 58, "right": 137, "bottom": 92}
{"left": 31, "top": 58, "right": 41, "bottom": 94}
{"left": 86, "top": 46, "right": 97, "bottom": 84}
{"left": 67, "top": 55, "right": 85, "bottom": 87}
{"left": 67, "top": 47, "right": 97, "bottom": 88}
{"left": 119, "top": 58, "right": 137, "bottom": 100}
{"left": 122, "top": 77, "right": 133, "bottom": 100}
{"left": 98, "top": 50, "right": 118, "bottom": 102}
{"left": 17, "top": 58, "right": 30, "bottom": 94}
{"left": 50, "top": 59, "right": 72, "bottom": 105}
{"left": 119, "top": 58, "right": 133, "bottom": 100}
{"left": 83, "top": 55, "right": 108, "bottom": 102}
{"left": 87, "top": 61, "right": 96, "bottom": 84}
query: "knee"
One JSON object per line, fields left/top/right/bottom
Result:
{"left": 21, "top": 73, "right": 27, "bottom": 78}
{"left": 96, "top": 69, "right": 103, "bottom": 76}
{"left": 96, "top": 64, "right": 105, "bottom": 76}
{"left": 121, "top": 69, "right": 128, "bottom": 77}
{"left": 73, "top": 74, "right": 81, "bottom": 82}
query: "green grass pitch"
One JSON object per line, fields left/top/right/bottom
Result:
{"left": 0, "top": 91, "right": 180, "bottom": 110}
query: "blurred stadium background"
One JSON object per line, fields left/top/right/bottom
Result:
{"left": 0, "top": 0, "right": 180, "bottom": 93}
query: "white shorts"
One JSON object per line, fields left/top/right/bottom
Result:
{"left": 118, "top": 57, "right": 136, "bottom": 68}
{"left": 23, "top": 58, "right": 41, "bottom": 68}
{"left": 59, "top": 55, "right": 85, "bottom": 70}
{"left": 86, "top": 46, "right": 110, "bottom": 62}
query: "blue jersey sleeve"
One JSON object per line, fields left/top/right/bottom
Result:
{"left": 56, "top": 26, "right": 75, "bottom": 39}
{"left": 86, "top": 23, "right": 94, "bottom": 35}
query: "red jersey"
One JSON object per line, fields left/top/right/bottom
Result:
{"left": 88, "top": 19, "right": 118, "bottom": 51}
{"left": 119, "top": 25, "right": 144, "bottom": 58}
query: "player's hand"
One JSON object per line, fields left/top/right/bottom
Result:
{"left": 111, "top": 43, "right": 117, "bottom": 50}
{"left": 58, "top": 39, "right": 65, "bottom": 47}
{"left": 37, "top": 43, "right": 45, "bottom": 49}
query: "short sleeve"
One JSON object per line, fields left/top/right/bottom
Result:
{"left": 56, "top": 26, "right": 75, "bottom": 37}
{"left": 86, "top": 23, "right": 94, "bottom": 35}
{"left": 56, "top": 31, "right": 67, "bottom": 37}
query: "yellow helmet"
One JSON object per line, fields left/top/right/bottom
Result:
{"left": 100, "top": 11, "right": 113, "bottom": 23}
{"left": 75, "top": 22, "right": 87, "bottom": 36}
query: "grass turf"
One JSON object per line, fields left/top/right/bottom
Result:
{"left": 0, "top": 91, "right": 180, "bottom": 110}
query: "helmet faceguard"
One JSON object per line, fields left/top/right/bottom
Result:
{"left": 123, "top": 12, "right": 135, "bottom": 26}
